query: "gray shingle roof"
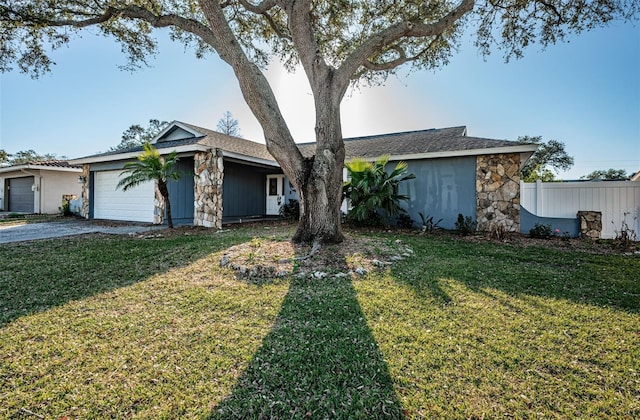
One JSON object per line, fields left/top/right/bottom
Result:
{"left": 178, "top": 122, "right": 274, "bottom": 161}
{"left": 297, "top": 126, "right": 526, "bottom": 159}
{"left": 73, "top": 122, "right": 532, "bottom": 164}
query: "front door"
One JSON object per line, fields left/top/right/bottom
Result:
{"left": 266, "top": 174, "right": 285, "bottom": 215}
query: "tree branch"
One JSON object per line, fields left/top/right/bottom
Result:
{"left": 336, "top": 0, "right": 475, "bottom": 88}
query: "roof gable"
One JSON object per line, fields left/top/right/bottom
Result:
{"left": 153, "top": 121, "right": 202, "bottom": 143}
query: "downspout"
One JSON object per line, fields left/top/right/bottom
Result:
{"left": 20, "top": 168, "right": 42, "bottom": 213}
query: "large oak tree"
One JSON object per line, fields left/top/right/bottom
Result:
{"left": 1, "top": 0, "right": 637, "bottom": 244}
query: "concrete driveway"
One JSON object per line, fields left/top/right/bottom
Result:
{"left": 0, "top": 219, "right": 163, "bottom": 244}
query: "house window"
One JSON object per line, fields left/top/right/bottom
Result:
{"left": 269, "top": 177, "right": 278, "bottom": 196}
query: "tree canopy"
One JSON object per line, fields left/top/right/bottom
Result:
{"left": 2, "top": 0, "right": 637, "bottom": 243}
{"left": 519, "top": 135, "right": 574, "bottom": 182}
{"left": 110, "top": 119, "right": 169, "bottom": 152}
{"left": 0, "top": 149, "right": 65, "bottom": 166}
{"left": 580, "top": 168, "right": 630, "bottom": 180}
{"left": 0, "top": 149, "right": 8, "bottom": 165}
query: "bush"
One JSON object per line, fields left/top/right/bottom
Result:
{"left": 395, "top": 213, "right": 415, "bottom": 229}
{"left": 419, "top": 212, "right": 443, "bottom": 233}
{"left": 612, "top": 217, "right": 638, "bottom": 252}
{"left": 455, "top": 214, "right": 476, "bottom": 235}
{"left": 59, "top": 199, "right": 73, "bottom": 217}
{"left": 529, "top": 223, "right": 553, "bottom": 239}
{"left": 279, "top": 199, "right": 300, "bottom": 220}
{"left": 343, "top": 155, "right": 415, "bottom": 227}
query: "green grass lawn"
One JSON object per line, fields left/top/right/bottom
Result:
{"left": 1, "top": 225, "right": 638, "bottom": 418}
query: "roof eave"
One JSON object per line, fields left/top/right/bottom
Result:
{"left": 221, "top": 150, "right": 279, "bottom": 167}
{"left": 0, "top": 164, "right": 82, "bottom": 174}
{"left": 380, "top": 144, "right": 539, "bottom": 161}
{"left": 69, "top": 144, "right": 210, "bottom": 165}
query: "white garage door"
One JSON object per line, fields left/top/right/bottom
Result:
{"left": 93, "top": 171, "right": 155, "bottom": 222}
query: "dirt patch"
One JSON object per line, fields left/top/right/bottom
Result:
{"left": 218, "top": 235, "right": 414, "bottom": 281}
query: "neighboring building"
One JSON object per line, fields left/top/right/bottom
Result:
{"left": 70, "top": 121, "right": 537, "bottom": 231}
{"left": 0, "top": 161, "right": 83, "bottom": 214}
{"left": 631, "top": 170, "right": 640, "bottom": 182}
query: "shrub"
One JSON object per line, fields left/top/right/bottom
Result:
{"left": 59, "top": 199, "right": 72, "bottom": 217}
{"left": 395, "top": 213, "right": 415, "bottom": 229}
{"left": 279, "top": 199, "right": 300, "bottom": 221}
{"left": 419, "top": 212, "right": 443, "bottom": 233}
{"left": 343, "top": 155, "right": 415, "bottom": 227}
{"left": 612, "top": 216, "right": 638, "bottom": 252}
{"left": 529, "top": 223, "right": 553, "bottom": 239}
{"left": 455, "top": 214, "right": 476, "bottom": 235}
{"left": 489, "top": 224, "right": 509, "bottom": 240}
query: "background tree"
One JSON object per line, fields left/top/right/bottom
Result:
{"left": 216, "top": 111, "right": 242, "bottom": 137}
{"left": 343, "top": 156, "right": 415, "bottom": 226}
{"left": 519, "top": 136, "right": 574, "bottom": 182}
{"left": 0, "top": 150, "right": 9, "bottom": 166}
{"left": 5, "top": 149, "right": 63, "bottom": 165}
{"left": 117, "top": 142, "right": 181, "bottom": 228}
{"left": 2, "top": 1, "right": 636, "bottom": 244}
{"left": 110, "top": 119, "right": 169, "bottom": 152}
{"left": 580, "top": 169, "right": 629, "bottom": 181}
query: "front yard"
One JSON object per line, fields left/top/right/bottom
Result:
{"left": 1, "top": 223, "right": 638, "bottom": 418}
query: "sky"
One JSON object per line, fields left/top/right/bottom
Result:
{"left": 0, "top": 19, "right": 639, "bottom": 180}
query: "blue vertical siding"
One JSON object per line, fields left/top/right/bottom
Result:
{"left": 167, "top": 157, "right": 194, "bottom": 225}
{"left": 223, "top": 161, "right": 279, "bottom": 218}
{"left": 397, "top": 157, "right": 477, "bottom": 230}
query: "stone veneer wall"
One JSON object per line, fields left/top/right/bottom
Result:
{"left": 81, "top": 164, "right": 90, "bottom": 219}
{"left": 194, "top": 149, "right": 224, "bottom": 228}
{"left": 476, "top": 153, "right": 521, "bottom": 232}
{"left": 153, "top": 184, "right": 165, "bottom": 225}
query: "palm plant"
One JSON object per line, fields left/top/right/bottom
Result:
{"left": 343, "top": 155, "right": 416, "bottom": 226}
{"left": 117, "top": 142, "right": 180, "bottom": 228}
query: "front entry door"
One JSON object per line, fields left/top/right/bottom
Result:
{"left": 266, "top": 175, "right": 285, "bottom": 215}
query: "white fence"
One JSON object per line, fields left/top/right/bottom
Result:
{"left": 520, "top": 180, "right": 640, "bottom": 239}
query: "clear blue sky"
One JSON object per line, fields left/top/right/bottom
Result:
{"left": 0, "top": 21, "right": 638, "bottom": 180}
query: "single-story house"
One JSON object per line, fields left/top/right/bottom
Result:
{"left": 0, "top": 161, "right": 83, "bottom": 214}
{"left": 70, "top": 121, "right": 537, "bottom": 231}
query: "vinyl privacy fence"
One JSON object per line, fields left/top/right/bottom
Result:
{"left": 520, "top": 181, "right": 640, "bottom": 239}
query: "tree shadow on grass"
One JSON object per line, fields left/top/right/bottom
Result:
{"left": 392, "top": 235, "right": 640, "bottom": 313}
{"left": 0, "top": 231, "right": 249, "bottom": 327}
{"left": 211, "top": 273, "right": 404, "bottom": 419}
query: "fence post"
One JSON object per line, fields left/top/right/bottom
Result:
{"left": 535, "top": 179, "right": 543, "bottom": 216}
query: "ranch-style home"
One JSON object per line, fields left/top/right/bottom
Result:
{"left": 0, "top": 161, "right": 83, "bottom": 214}
{"left": 69, "top": 121, "right": 537, "bottom": 232}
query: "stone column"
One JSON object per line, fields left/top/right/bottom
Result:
{"left": 153, "top": 183, "right": 165, "bottom": 225}
{"left": 194, "top": 149, "right": 224, "bottom": 228}
{"left": 577, "top": 211, "right": 602, "bottom": 239}
{"left": 476, "top": 153, "right": 521, "bottom": 233}
{"left": 81, "top": 164, "right": 90, "bottom": 219}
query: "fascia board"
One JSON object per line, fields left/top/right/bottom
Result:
{"left": 0, "top": 165, "right": 83, "bottom": 174}
{"left": 69, "top": 144, "right": 210, "bottom": 165}
{"left": 382, "top": 145, "right": 540, "bottom": 162}
{"left": 222, "top": 151, "right": 279, "bottom": 167}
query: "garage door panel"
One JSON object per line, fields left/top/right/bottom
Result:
{"left": 94, "top": 171, "right": 154, "bottom": 222}
{"left": 9, "top": 177, "right": 34, "bottom": 213}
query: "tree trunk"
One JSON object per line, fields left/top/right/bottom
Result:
{"left": 158, "top": 180, "right": 173, "bottom": 229}
{"left": 291, "top": 86, "right": 346, "bottom": 244}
